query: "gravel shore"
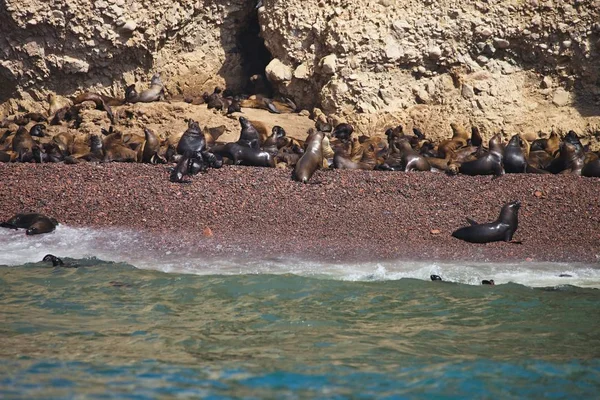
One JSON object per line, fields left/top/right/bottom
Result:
{"left": 1, "top": 163, "right": 599, "bottom": 264}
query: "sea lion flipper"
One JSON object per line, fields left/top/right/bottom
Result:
{"left": 264, "top": 99, "right": 281, "bottom": 114}
{"left": 0, "top": 222, "right": 18, "bottom": 230}
{"left": 466, "top": 218, "right": 478, "bottom": 226}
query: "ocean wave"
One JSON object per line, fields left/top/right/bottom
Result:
{"left": 1, "top": 225, "right": 599, "bottom": 288}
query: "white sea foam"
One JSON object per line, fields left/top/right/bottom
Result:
{"left": 1, "top": 225, "right": 599, "bottom": 288}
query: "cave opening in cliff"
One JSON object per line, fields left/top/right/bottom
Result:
{"left": 235, "top": 5, "right": 273, "bottom": 96}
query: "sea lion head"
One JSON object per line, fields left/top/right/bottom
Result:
{"left": 29, "top": 124, "right": 47, "bottom": 137}
{"left": 507, "top": 134, "right": 522, "bottom": 148}
{"left": 125, "top": 84, "right": 138, "bottom": 102}
{"left": 187, "top": 119, "right": 201, "bottom": 133}
{"left": 332, "top": 123, "right": 354, "bottom": 142}
{"left": 239, "top": 116, "right": 250, "bottom": 129}
{"left": 272, "top": 125, "right": 286, "bottom": 139}
{"left": 499, "top": 200, "right": 521, "bottom": 222}
{"left": 150, "top": 73, "right": 163, "bottom": 87}
{"left": 489, "top": 133, "right": 504, "bottom": 156}
{"left": 43, "top": 254, "right": 64, "bottom": 266}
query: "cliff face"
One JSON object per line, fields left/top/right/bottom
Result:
{"left": 1, "top": 0, "right": 600, "bottom": 141}
{"left": 0, "top": 0, "right": 261, "bottom": 109}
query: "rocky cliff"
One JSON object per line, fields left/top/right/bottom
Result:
{"left": 1, "top": 0, "right": 599, "bottom": 142}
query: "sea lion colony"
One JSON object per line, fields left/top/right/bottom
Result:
{"left": 1, "top": 73, "right": 599, "bottom": 182}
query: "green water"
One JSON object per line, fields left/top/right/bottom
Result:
{"left": 1, "top": 258, "right": 599, "bottom": 398}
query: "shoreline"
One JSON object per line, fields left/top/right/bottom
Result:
{"left": 1, "top": 163, "right": 599, "bottom": 264}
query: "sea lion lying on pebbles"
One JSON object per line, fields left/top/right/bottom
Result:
{"left": 1, "top": 213, "right": 58, "bottom": 235}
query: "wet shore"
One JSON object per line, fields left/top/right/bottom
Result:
{"left": 1, "top": 163, "right": 599, "bottom": 264}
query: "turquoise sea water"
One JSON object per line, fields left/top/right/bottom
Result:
{"left": 1, "top": 227, "right": 599, "bottom": 399}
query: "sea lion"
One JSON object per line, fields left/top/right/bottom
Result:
{"left": 237, "top": 117, "right": 261, "bottom": 149}
{"left": 170, "top": 151, "right": 195, "bottom": 183}
{"left": 203, "top": 125, "right": 226, "bottom": 148}
{"left": 262, "top": 126, "right": 286, "bottom": 156}
{"left": 582, "top": 159, "right": 600, "bottom": 177}
{"left": 141, "top": 128, "right": 162, "bottom": 163}
{"left": 203, "top": 87, "right": 225, "bottom": 110}
{"left": 437, "top": 122, "right": 469, "bottom": 158}
{"left": 546, "top": 141, "right": 584, "bottom": 175}
{"left": 125, "top": 73, "right": 165, "bottom": 103}
{"left": 42, "top": 254, "right": 81, "bottom": 268}
{"left": 458, "top": 133, "right": 504, "bottom": 176}
{"left": 481, "top": 280, "right": 495, "bottom": 285}
{"left": 29, "top": 124, "right": 47, "bottom": 138}
{"left": 293, "top": 129, "right": 324, "bottom": 183}
{"left": 451, "top": 200, "right": 521, "bottom": 244}
{"left": 430, "top": 275, "right": 443, "bottom": 281}
{"left": 72, "top": 93, "right": 115, "bottom": 123}
{"left": 177, "top": 119, "right": 206, "bottom": 154}
{"left": 12, "top": 126, "right": 37, "bottom": 162}
{"left": 394, "top": 139, "right": 430, "bottom": 172}
{"left": 214, "top": 142, "right": 274, "bottom": 167}
{"left": 0, "top": 213, "right": 58, "bottom": 235}
{"left": 332, "top": 123, "right": 354, "bottom": 143}
{"left": 470, "top": 126, "right": 483, "bottom": 147}
{"left": 504, "top": 134, "right": 528, "bottom": 173}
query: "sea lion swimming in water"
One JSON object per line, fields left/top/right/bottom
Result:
{"left": 451, "top": 200, "right": 520, "bottom": 244}
{"left": 1, "top": 213, "right": 58, "bottom": 235}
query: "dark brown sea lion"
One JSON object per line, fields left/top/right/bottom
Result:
{"left": 582, "top": 159, "right": 600, "bottom": 177}
{"left": 262, "top": 126, "right": 286, "bottom": 156}
{"left": 238, "top": 117, "right": 261, "bottom": 149}
{"left": 1, "top": 213, "right": 58, "bottom": 235}
{"left": 177, "top": 120, "right": 206, "bottom": 154}
{"left": 482, "top": 280, "right": 495, "bottom": 285}
{"left": 12, "top": 126, "right": 37, "bottom": 161}
{"left": 29, "top": 124, "right": 47, "bottom": 138}
{"left": 213, "top": 142, "right": 274, "bottom": 167}
{"left": 170, "top": 151, "right": 194, "bottom": 183}
{"left": 546, "top": 142, "right": 584, "bottom": 175}
{"left": 293, "top": 129, "right": 324, "bottom": 183}
{"left": 332, "top": 123, "right": 354, "bottom": 143}
{"left": 451, "top": 200, "right": 521, "bottom": 244}
{"left": 125, "top": 73, "right": 165, "bottom": 103}
{"left": 141, "top": 128, "right": 162, "bottom": 163}
{"left": 203, "top": 87, "right": 225, "bottom": 110}
{"left": 470, "top": 126, "right": 483, "bottom": 147}
{"left": 504, "top": 134, "right": 528, "bottom": 173}
{"left": 458, "top": 133, "right": 504, "bottom": 176}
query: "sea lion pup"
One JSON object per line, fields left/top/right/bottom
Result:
{"left": 72, "top": 93, "right": 116, "bottom": 123}
{"left": 203, "top": 125, "right": 226, "bottom": 149}
{"left": 458, "top": 133, "right": 504, "bottom": 176}
{"left": 170, "top": 151, "right": 195, "bottom": 183}
{"left": 262, "top": 125, "right": 286, "bottom": 156}
{"left": 546, "top": 141, "right": 584, "bottom": 175}
{"left": 203, "top": 87, "right": 225, "bottom": 110}
{"left": 237, "top": 116, "right": 261, "bottom": 149}
{"left": 504, "top": 134, "right": 528, "bottom": 173}
{"left": 293, "top": 128, "right": 324, "bottom": 183}
{"left": 451, "top": 200, "right": 521, "bottom": 244}
{"left": 0, "top": 213, "right": 58, "bottom": 235}
{"left": 582, "top": 159, "right": 600, "bottom": 177}
{"left": 125, "top": 73, "right": 165, "bottom": 103}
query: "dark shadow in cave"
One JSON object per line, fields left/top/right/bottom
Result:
{"left": 219, "top": 2, "right": 273, "bottom": 97}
